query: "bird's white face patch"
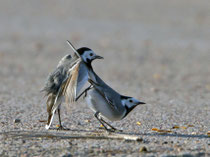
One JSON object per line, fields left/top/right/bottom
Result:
{"left": 81, "top": 50, "right": 96, "bottom": 63}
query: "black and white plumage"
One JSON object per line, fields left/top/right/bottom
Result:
{"left": 42, "top": 47, "right": 103, "bottom": 130}
{"left": 81, "top": 71, "right": 146, "bottom": 132}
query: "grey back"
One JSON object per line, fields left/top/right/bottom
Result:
{"left": 42, "top": 54, "right": 79, "bottom": 96}
{"left": 89, "top": 70, "right": 125, "bottom": 113}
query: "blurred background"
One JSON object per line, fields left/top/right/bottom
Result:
{"left": 1, "top": 0, "right": 210, "bottom": 99}
{"left": 0, "top": 0, "right": 210, "bottom": 155}
{"left": 1, "top": 0, "right": 210, "bottom": 126}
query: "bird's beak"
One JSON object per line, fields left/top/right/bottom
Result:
{"left": 137, "top": 101, "right": 146, "bottom": 105}
{"left": 94, "top": 55, "right": 104, "bottom": 60}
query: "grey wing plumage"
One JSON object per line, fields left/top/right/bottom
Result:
{"left": 43, "top": 54, "right": 83, "bottom": 129}
{"left": 62, "top": 60, "right": 89, "bottom": 104}
{"left": 76, "top": 62, "right": 89, "bottom": 95}
{"left": 48, "top": 61, "right": 80, "bottom": 115}
{"left": 88, "top": 79, "right": 119, "bottom": 110}
{"left": 42, "top": 54, "right": 73, "bottom": 96}
{"left": 42, "top": 66, "right": 66, "bottom": 96}
{"left": 50, "top": 77, "right": 68, "bottom": 112}
{"left": 49, "top": 59, "right": 82, "bottom": 113}
{"left": 62, "top": 60, "right": 81, "bottom": 104}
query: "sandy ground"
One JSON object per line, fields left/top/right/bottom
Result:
{"left": 0, "top": 0, "right": 210, "bottom": 156}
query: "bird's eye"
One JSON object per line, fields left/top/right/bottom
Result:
{"left": 129, "top": 100, "right": 133, "bottom": 103}
{"left": 90, "top": 53, "right": 93, "bottom": 56}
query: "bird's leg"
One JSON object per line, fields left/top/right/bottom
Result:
{"left": 88, "top": 79, "right": 100, "bottom": 86}
{"left": 75, "top": 85, "right": 93, "bottom": 101}
{"left": 56, "top": 107, "right": 66, "bottom": 130}
{"left": 94, "top": 112, "right": 115, "bottom": 132}
{"left": 94, "top": 112, "right": 110, "bottom": 131}
{"left": 100, "top": 118, "right": 119, "bottom": 132}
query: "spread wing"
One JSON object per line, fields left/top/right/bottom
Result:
{"left": 64, "top": 62, "right": 80, "bottom": 104}
{"left": 51, "top": 78, "right": 67, "bottom": 112}
{"left": 53, "top": 60, "right": 81, "bottom": 110}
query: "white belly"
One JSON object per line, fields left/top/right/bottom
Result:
{"left": 85, "top": 88, "right": 126, "bottom": 121}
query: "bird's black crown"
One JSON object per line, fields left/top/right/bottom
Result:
{"left": 77, "top": 47, "right": 91, "bottom": 55}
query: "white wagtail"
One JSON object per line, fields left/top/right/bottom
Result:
{"left": 76, "top": 72, "right": 146, "bottom": 132}
{"left": 42, "top": 41, "right": 103, "bottom": 130}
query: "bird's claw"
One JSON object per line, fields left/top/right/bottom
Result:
{"left": 103, "top": 127, "right": 122, "bottom": 133}
{"left": 109, "top": 128, "right": 123, "bottom": 133}
{"left": 56, "top": 125, "right": 67, "bottom": 130}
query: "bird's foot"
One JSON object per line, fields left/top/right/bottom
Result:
{"left": 103, "top": 126, "right": 122, "bottom": 133}
{"left": 98, "top": 124, "right": 122, "bottom": 133}
{"left": 108, "top": 128, "right": 123, "bottom": 133}
{"left": 56, "top": 125, "right": 67, "bottom": 130}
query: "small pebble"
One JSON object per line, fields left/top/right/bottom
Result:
{"left": 139, "top": 146, "right": 148, "bottom": 152}
{"left": 136, "top": 121, "right": 141, "bottom": 125}
{"left": 84, "top": 119, "right": 90, "bottom": 123}
{"left": 14, "top": 119, "right": 21, "bottom": 123}
{"left": 163, "top": 141, "right": 168, "bottom": 144}
{"left": 136, "top": 138, "right": 143, "bottom": 142}
{"left": 191, "top": 132, "right": 197, "bottom": 135}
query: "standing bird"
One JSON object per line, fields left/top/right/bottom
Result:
{"left": 42, "top": 45, "right": 103, "bottom": 130}
{"left": 76, "top": 71, "right": 146, "bottom": 132}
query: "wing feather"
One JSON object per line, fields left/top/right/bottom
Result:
{"left": 52, "top": 77, "right": 68, "bottom": 112}
{"left": 52, "top": 60, "right": 81, "bottom": 111}
{"left": 88, "top": 79, "right": 116, "bottom": 110}
{"left": 64, "top": 62, "right": 80, "bottom": 104}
